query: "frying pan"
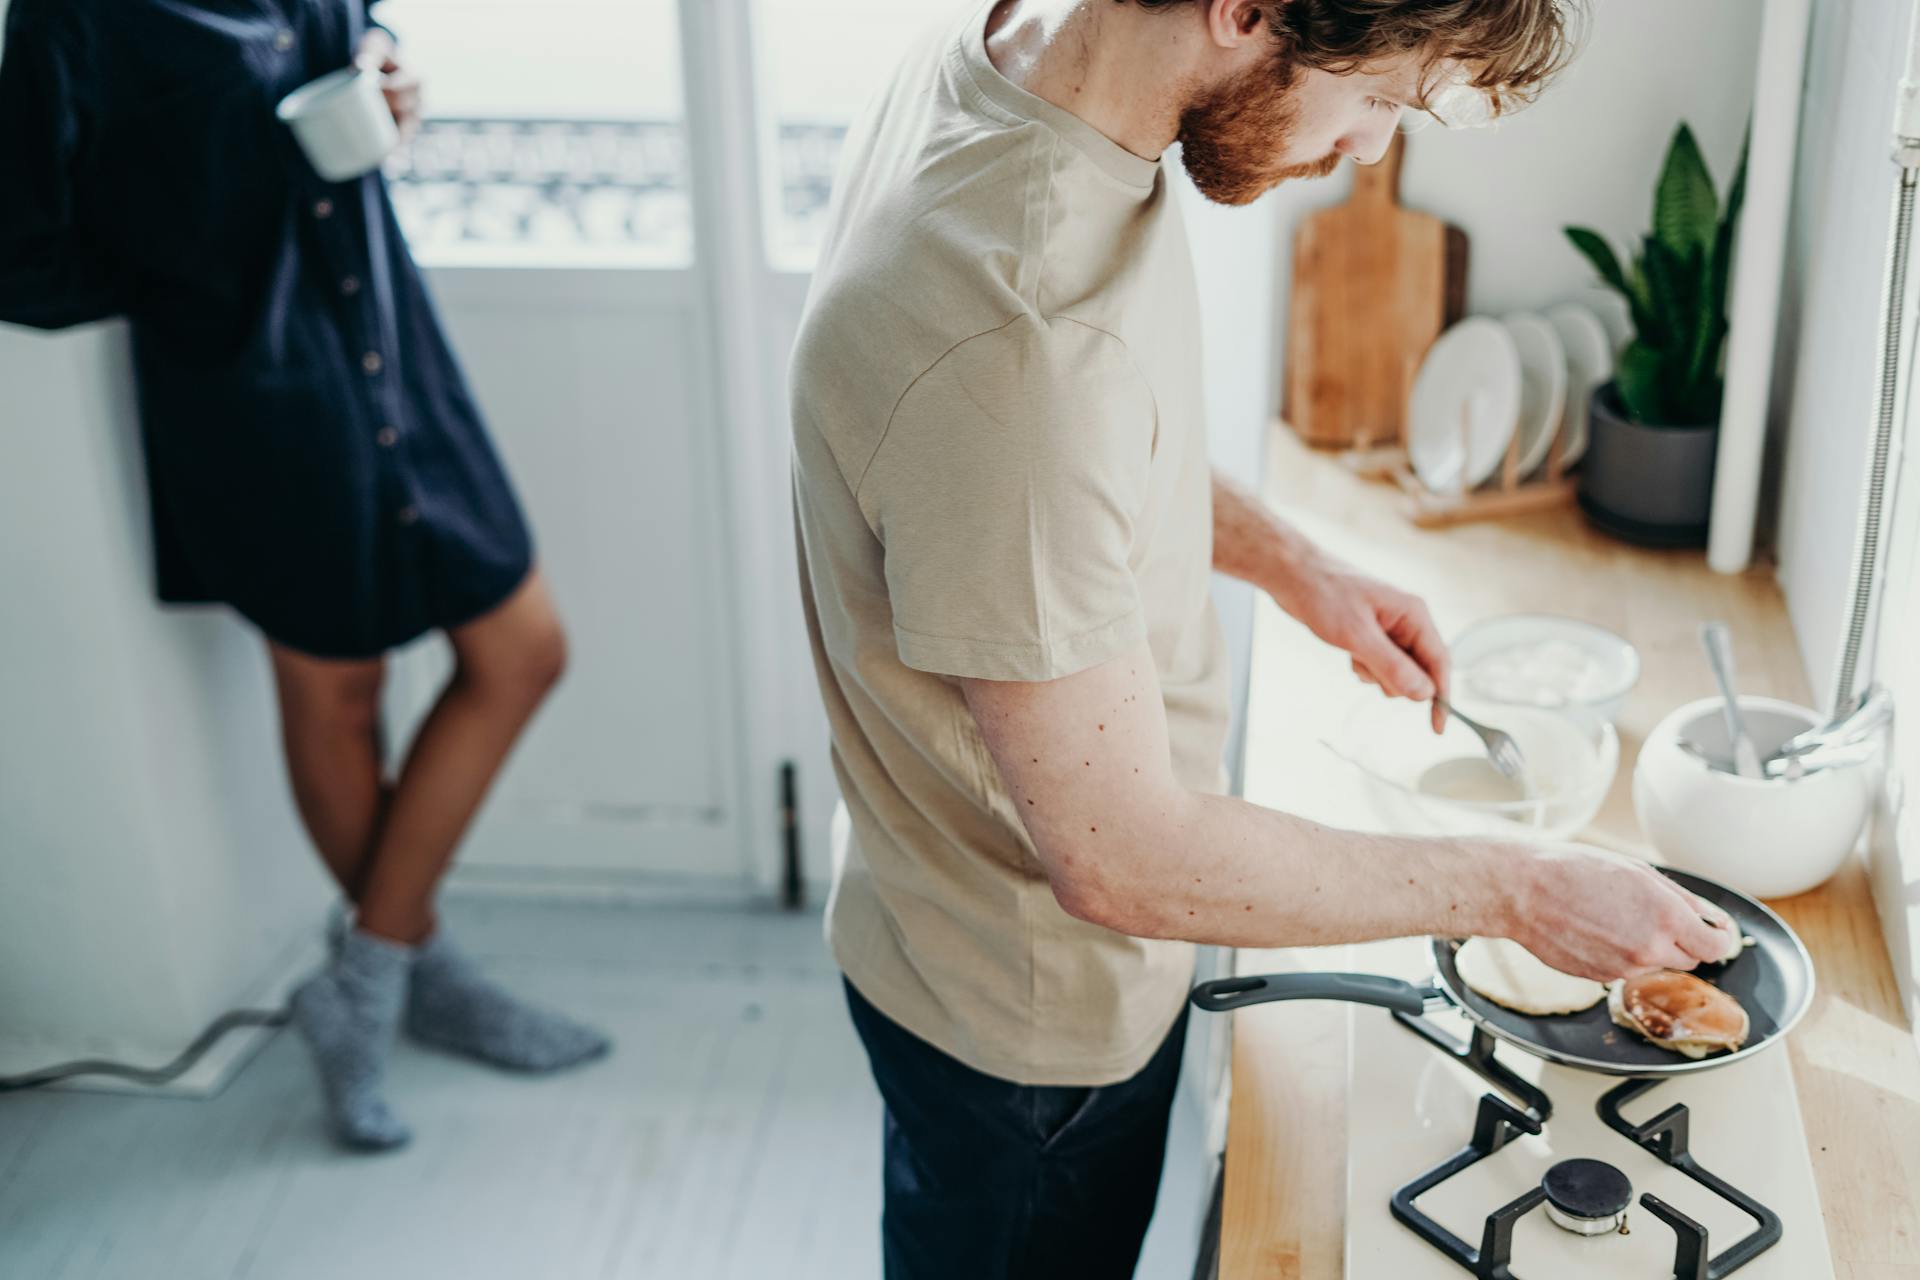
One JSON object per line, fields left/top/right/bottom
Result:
{"left": 1190, "top": 868, "right": 1814, "bottom": 1076}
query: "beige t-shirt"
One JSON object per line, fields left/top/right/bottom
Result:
{"left": 790, "top": 0, "right": 1231, "bottom": 1086}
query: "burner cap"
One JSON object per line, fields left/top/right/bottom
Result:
{"left": 1542, "top": 1158, "right": 1633, "bottom": 1225}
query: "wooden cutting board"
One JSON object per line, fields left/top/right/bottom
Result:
{"left": 1284, "top": 132, "right": 1467, "bottom": 450}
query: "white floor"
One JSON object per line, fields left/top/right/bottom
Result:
{"left": 0, "top": 897, "right": 1208, "bottom": 1280}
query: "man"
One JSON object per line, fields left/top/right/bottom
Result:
{"left": 789, "top": 2, "right": 1735, "bottom": 1275}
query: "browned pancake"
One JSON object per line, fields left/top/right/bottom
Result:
{"left": 1607, "top": 970, "right": 1750, "bottom": 1059}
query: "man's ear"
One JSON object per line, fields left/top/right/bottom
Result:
{"left": 1204, "top": 0, "right": 1271, "bottom": 48}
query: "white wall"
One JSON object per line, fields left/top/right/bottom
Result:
{"left": 1771, "top": 0, "right": 1920, "bottom": 1029}
{"left": 0, "top": 323, "right": 329, "bottom": 1078}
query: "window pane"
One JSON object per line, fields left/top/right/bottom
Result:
{"left": 375, "top": 0, "right": 691, "bottom": 264}
{"left": 753, "top": 1, "right": 935, "bottom": 269}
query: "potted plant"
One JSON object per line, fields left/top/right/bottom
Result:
{"left": 1565, "top": 123, "right": 1746, "bottom": 547}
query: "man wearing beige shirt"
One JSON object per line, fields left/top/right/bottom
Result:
{"left": 790, "top": 2, "right": 1737, "bottom": 1276}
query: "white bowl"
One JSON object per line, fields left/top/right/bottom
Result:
{"left": 1633, "top": 696, "right": 1875, "bottom": 899}
{"left": 1449, "top": 614, "right": 1640, "bottom": 723}
{"left": 1326, "top": 693, "right": 1617, "bottom": 841}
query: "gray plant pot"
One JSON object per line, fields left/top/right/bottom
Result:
{"left": 1577, "top": 381, "right": 1718, "bottom": 548}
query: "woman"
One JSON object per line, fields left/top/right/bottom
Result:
{"left": 0, "top": 0, "right": 609, "bottom": 1151}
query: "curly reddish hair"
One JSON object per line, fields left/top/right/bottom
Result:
{"left": 1127, "top": 0, "right": 1585, "bottom": 121}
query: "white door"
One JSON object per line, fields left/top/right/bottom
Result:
{"left": 373, "top": 0, "right": 755, "bottom": 884}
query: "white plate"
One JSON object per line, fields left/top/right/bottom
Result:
{"left": 1500, "top": 311, "right": 1568, "bottom": 478}
{"left": 1407, "top": 317, "right": 1521, "bottom": 494}
{"left": 1543, "top": 301, "right": 1614, "bottom": 466}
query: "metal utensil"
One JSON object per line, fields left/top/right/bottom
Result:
{"left": 1437, "top": 698, "right": 1526, "bottom": 782}
{"left": 1772, "top": 683, "right": 1893, "bottom": 763}
{"left": 1699, "top": 622, "right": 1764, "bottom": 779}
{"left": 1679, "top": 722, "right": 1882, "bottom": 780}
{"left": 1767, "top": 739, "right": 1882, "bottom": 781}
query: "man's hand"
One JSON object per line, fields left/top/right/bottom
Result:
{"left": 354, "top": 29, "right": 422, "bottom": 141}
{"left": 1273, "top": 558, "right": 1451, "bottom": 734}
{"left": 1210, "top": 470, "right": 1450, "bottom": 732}
{"left": 1502, "top": 842, "right": 1738, "bottom": 982}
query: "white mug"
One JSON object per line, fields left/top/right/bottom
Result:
{"left": 276, "top": 67, "right": 397, "bottom": 182}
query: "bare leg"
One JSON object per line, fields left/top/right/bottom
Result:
{"left": 354, "top": 568, "right": 567, "bottom": 944}
{"left": 267, "top": 645, "right": 390, "bottom": 900}
{"left": 279, "top": 569, "right": 579, "bottom": 1147}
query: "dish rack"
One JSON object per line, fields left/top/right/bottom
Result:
{"left": 1329, "top": 401, "right": 1579, "bottom": 528}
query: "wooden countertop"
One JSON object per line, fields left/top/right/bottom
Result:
{"left": 1219, "top": 427, "right": 1920, "bottom": 1279}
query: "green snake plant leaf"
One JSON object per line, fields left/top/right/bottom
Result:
{"left": 1644, "top": 237, "right": 1713, "bottom": 401}
{"left": 1565, "top": 226, "right": 1629, "bottom": 292}
{"left": 1683, "top": 367, "right": 1726, "bottom": 426}
{"left": 1567, "top": 226, "right": 1659, "bottom": 337}
{"left": 1616, "top": 339, "right": 1668, "bottom": 424}
{"left": 1629, "top": 253, "right": 1664, "bottom": 349}
{"left": 1654, "top": 123, "right": 1718, "bottom": 261}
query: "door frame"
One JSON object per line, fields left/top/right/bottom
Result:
{"left": 677, "top": 0, "right": 793, "bottom": 894}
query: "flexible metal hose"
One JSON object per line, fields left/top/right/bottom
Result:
{"left": 1829, "top": 167, "right": 1918, "bottom": 720}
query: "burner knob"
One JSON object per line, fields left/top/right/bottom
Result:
{"left": 1542, "top": 1158, "right": 1633, "bottom": 1236}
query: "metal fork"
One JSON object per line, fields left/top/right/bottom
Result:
{"left": 1437, "top": 698, "right": 1528, "bottom": 782}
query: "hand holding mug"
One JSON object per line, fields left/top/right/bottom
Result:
{"left": 354, "top": 29, "right": 422, "bottom": 141}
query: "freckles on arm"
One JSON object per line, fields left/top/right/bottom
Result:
{"left": 959, "top": 647, "right": 1198, "bottom": 932}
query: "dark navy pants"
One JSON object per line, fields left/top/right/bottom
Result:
{"left": 844, "top": 980, "right": 1188, "bottom": 1280}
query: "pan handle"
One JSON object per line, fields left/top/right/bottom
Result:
{"left": 1189, "top": 972, "right": 1430, "bottom": 1015}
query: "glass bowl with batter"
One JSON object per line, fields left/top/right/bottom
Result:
{"left": 1324, "top": 691, "right": 1618, "bottom": 841}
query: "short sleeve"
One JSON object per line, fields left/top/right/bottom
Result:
{"left": 859, "top": 315, "right": 1155, "bottom": 682}
{"left": 0, "top": 5, "right": 126, "bottom": 330}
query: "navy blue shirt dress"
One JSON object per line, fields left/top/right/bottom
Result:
{"left": 0, "top": 0, "right": 534, "bottom": 659}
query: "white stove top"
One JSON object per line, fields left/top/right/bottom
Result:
{"left": 1344, "top": 985, "right": 1832, "bottom": 1279}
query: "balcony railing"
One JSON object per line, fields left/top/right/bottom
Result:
{"left": 385, "top": 116, "right": 849, "bottom": 264}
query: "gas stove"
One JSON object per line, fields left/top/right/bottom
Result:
{"left": 1344, "top": 947, "right": 1832, "bottom": 1280}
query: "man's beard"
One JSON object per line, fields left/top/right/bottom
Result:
{"left": 1177, "top": 51, "right": 1341, "bottom": 205}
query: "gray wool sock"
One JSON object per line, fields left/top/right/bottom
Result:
{"left": 289, "top": 929, "right": 413, "bottom": 1152}
{"left": 405, "top": 930, "right": 611, "bottom": 1073}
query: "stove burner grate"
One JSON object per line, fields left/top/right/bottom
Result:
{"left": 1386, "top": 1021, "right": 1783, "bottom": 1279}
{"left": 1597, "top": 1078, "right": 1784, "bottom": 1278}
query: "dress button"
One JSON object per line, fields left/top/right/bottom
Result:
{"left": 396, "top": 505, "right": 420, "bottom": 526}
{"left": 376, "top": 426, "right": 400, "bottom": 448}
{"left": 313, "top": 198, "right": 334, "bottom": 219}
{"left": 361, "top": 351, "right": 383, "bottom": 375}
{"left": 273, "top": 28, "right": 295, "bottom": 52}
{"left": 340, "top": 275, "right": 361, "bottom": 297}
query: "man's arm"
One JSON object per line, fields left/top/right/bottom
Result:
{"left": 961, "top": 643, "right": 1735, "bottom": 981}
{"left": 1212, "top": 467, "right": 1451, "bottom": 731}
